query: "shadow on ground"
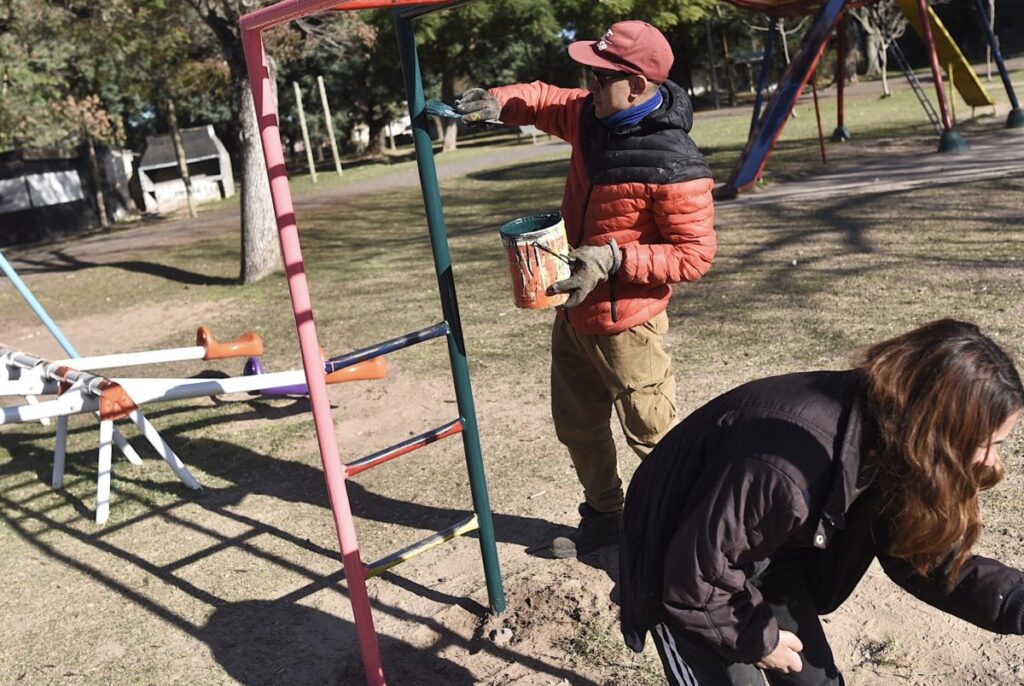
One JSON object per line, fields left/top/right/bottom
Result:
{"left": 0, "top": 412, "right": 601, "bottom": 685}
{"left": 7, "top": 249, "right": 236, "bottom": 285}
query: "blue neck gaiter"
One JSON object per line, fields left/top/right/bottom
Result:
{"left": 600, "top": 90, "right": 663, "bottom": 130}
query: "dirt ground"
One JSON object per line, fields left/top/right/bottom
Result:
{"left": 3, "top": 108, "right": 1024, "bottom": 684}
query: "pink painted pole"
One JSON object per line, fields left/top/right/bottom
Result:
{"left": 916, "top": 0, "right": 955, "bottom": 132}
{"left": 241, "top": 27, "right": 385, "bottom": 686}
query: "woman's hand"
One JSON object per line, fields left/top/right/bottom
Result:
{"left": 756, "top": 630, "right": 804, "bottom": 673}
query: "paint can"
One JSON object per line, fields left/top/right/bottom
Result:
{"left": 499, "top": 213, "right": 571, "bottom": 309}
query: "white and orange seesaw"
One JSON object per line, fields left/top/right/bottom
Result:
{"left": 0, "top": 327, "right": 387, "bottom": 523}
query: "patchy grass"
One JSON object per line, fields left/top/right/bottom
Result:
{"left": 560, "top": 620, "right": 664, "bottom": 686}
{"left": 864, "top": 634, "right": 907, "bottom": 669}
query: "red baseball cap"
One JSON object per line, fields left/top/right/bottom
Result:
{"left": 568, "top": 20, "right": 674, "bottom": 84}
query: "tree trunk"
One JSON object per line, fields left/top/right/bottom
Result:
{"left": 367, "top": 119, "right": 386, "bottom": 155}
{"left": 705, "top": 19, "right": 720, "bottom": 109}
{"left": 442, "top": 119, "right": 458, "bottom": 151}
{"left": 880, "top": 49, "right": 891, "bottom": 97}
{"left": 168, "top": 99, "right": 198, "bottom": 218}
{"left": 235, "top": 74, "right": 281, "bottom": 284}
{"left": 430, "top": 115, "right": 444, "bottom": 143}
{"left": 986, "top": 0, "right": 995, "bottom": 80}
{"left": 85, "top": 136, "right": 109, "bottom": 228}
{"left": 720, "top": 27, "right": 737, "bottom": 107}
{"left": 440, "top": 68, "right": 458, "bottom": 152}
{"left": 186, "top": 1, "right": 281, "bottom": 284}
{"left": 777, "top": 20, "right": 791, "bottom": 66}
{"left": 864, "top": 28, "right": 881, "bottom": 77}
{"left": 842, "top": 19, "right": 860, "bottom": 85}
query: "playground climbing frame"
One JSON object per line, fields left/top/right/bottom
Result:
{"left": 239, "top": 2, "right": 505, "bottom": 685}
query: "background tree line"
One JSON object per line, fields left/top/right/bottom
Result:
{"left": 1, "top": 0, "right": 1021, "bottom": 281}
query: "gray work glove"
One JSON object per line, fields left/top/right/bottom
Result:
{"left": 456, "top": 88, "right": 501, "bottom": 124}
{"left": 547, "top": 239, "right": 623, "bottom": 308}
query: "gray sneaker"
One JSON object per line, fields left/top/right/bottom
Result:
{"left": 550, "top": 502, "right": 622, "bottom": 559}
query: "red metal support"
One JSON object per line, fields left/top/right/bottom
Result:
{"left": 831, "top": 12, "right": 851, "bottom": 142}
{"left": 240, "top": 24, "right": 385, "bottom": 686}
{"left": 916, "top": 0, "right": 954, "bottom": 132}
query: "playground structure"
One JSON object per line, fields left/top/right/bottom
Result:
{"left": 239, "top": 1, "right": 507, "bottom": 685}
{"left": 719, "top": 0, "right": 1023, "bottom": 197}
{"left": 0, "top": 249, "right": 391, "bottom": 525}
{"left": 0, "top": 1, "right": 505, "bottom": 681}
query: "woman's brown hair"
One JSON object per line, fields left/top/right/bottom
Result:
{"left": 859, "top": 319, "right": 1023, "bottom": 586}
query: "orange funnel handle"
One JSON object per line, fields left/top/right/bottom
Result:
{"left": 197, "top": 326, "right": 265, "bottom": 360}
{"left": 324, "top": 356, "right": 388, "bottom": 384}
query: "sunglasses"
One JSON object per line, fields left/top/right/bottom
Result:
{"left": 589, "top": 69, "right": 629, "bottom": 88}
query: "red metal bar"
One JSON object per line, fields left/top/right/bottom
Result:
{"left": 345, "top": 420, "right": 464, "bottom": 477}
{"left": 240, "top": 25, "right": 385, "bottom": 686}
{"left": 240, "top": 0, "right": 452, "bottom": 31}
{"left": 916, "top": 0, "right": 955, "bottom": 132}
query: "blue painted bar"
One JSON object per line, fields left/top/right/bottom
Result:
{"left": 324, "top": 321, "right": 449, "bottom": 374}
{"left": 972, "top": 0, "right": 1021, "bottom": 124}
{"left": 0, "top": 251, "right": 79, "bottom": 357}
{"left": 749, "top": 28, "right": 777, "bottom": 140}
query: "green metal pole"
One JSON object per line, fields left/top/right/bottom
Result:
{"left": 393, "top": 11, "right": 505, "bottom": 614}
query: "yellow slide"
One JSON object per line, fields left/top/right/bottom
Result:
{"left": 894, "top": 0, "right": 994, "bottom": 107}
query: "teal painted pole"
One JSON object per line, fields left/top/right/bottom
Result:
{"left": 0, "top": 251, "right": 79, "bottom": 357}
{"left": 393, "top": 11, "right": 505, "bottom": 614}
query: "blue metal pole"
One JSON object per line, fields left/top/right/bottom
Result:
{"left": 972, "top": 0, "right": 1023, "bottom": 128}
{"left": 393, "top": 11, "right": 505, "bottom": 614}
{"left": 728, "top": 0, "right": 848, "bottom": 192}
{"left": 749, "top": 26, "right": 776, "bottom": 140}
{"left": 0, "top": 251, "right": 79, "bottom": 357}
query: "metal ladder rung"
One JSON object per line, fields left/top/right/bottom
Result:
{"left": 364, "top": 514, "right": 479, "bottom": 578}
{"left": 344, "top": 418, "right": 463, "bottom": 477}
{"left": 325, "top": 321, "right": 449, "bottom": 373}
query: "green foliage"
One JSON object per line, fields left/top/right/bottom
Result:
{"left": 0, "top": 2, "right": 81, "bottom": 149}
{"left": 0, "top": 0, "right": 228, "bottom": 153}
{"left": 417, "top": 0, "right": 564, "bottom": 92}
{"left": 0, "top": 0, "right": 761, "bottom": 158}
{"left": 551, "top": 0, "right": 717, "bottom": 40}
{"left": 277, "top": 10, "right": 408, "bottom": 154}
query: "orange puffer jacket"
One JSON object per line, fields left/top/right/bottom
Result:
{"left": 491, "top": 80, "right": 717, "bottom": 335}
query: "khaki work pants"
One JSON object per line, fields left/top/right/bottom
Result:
{"left": 550, "top": 311, "right": 677, "bottom": 513}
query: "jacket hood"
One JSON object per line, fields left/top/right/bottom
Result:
{"left": 651, "top": 80, "right": 695, "bottom": 133}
